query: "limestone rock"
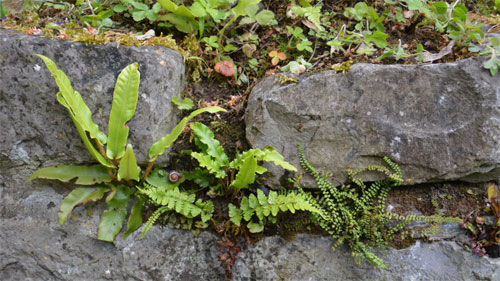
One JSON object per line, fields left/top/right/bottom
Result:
{"left": 0, "top": 28, "right": 184, "bottom": 168}
{"left": 232, "top": 235, "right": 500, "bottom": 281}
{"left": 0, "top": 188, "right": 226, "bottom": 281}
{"left": 246, "top": 57, "right": 500, "bottom": 186}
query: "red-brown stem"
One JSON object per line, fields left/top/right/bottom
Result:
{"left": 141, "top": 160, "right": 155, "bottom": 182}
{"left": 96, "top": 142, "right": 106, "bottom": 158}
{"left": 106, "top": 168, "right": 117, "bottom": 181}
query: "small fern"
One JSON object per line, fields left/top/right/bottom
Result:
{"left": 228, "top": 189, "right": 324, "bottom": 233}
{"left": 188, "top": 122, "right": 296, "bottom": 192}
{"left": 138, "top": 183, "right": 214, "bottom": 238}
{"left": 291, "top": 142, "right": 461, "bottom": 269}
{"left": 141, "top": 206, "right": 170, "bottom": 238}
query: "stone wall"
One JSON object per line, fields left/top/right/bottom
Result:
{"left": 2, "top": 29, "right": 500, "bottom": 280}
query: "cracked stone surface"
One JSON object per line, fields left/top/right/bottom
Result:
{"left": 0, "top": 28, "right": 184, "bottom": 169}
{"left": 246, "top": 57, "right": 500, "bottom": 186}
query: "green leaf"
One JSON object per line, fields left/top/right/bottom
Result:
{"left": 228, "top": 203, "right": 242, "bottom": 225}
{"left": 432, "top": 1, "right": 448, "bottom": 15}
{"left": 257, "top": 189, "right": 267, "bottom": 205}
{"left": 148, "top": 106, "right": 226, "bottom": 161}
{"left": 139, "top": 186, "right": 213, "bottom": 221}
{"left": 255, "top": 10, "right": 275, "bottom": 26}
{"left": 152, "top": 2, "right": 161, "bottom": 13}
{"left": 113, "top": 4, "right": 127, "bottom": 13}
{"left": 255, "top": 206, "right": 264, "bottom": 220}
{"left": 98, "top": 185, "right": 132, "bottom": 242}
{"left": 117, "top": 144, "right": 140, "bottom": 181}
{"left": 146, "top": 168, "right": 184, "bottom": 190}
{"left": 490, "top": 37, "right": 500, "bottom": 48}
{"left": 98, "top": 208, "right": 128, "bottom": 242}
{"left": 27, "top": 165, "right": 112, "bottom": 185}
{"left": 190, "top": 122, "right": 228, "bottom": 165}
{"left": 268, "top": 190, "right": 277, "bottom": 205}
{"left": 58, "top": 187, "right": 109, "bottom": 224}
{"left": 247, "top": 221, "right": 264, "bottom": 233}
{"left": 157, "top": 0, "right": 195, "bottom": 19}
{"left": 191, "top": 152, "right": 227, "bottom": 178}
{"left": 259, "top": 148, "right": 297, "bottom": 171}
{"left": 58, "top": 96, "right": 114, "bottom": 168}
{"left": 244, "top": 4, "right": 258, "bottom": 18}
{"left": 190, "top": 2, "right": 207, "bottom": 17}
{"left": 232, "top": 0, "right": 260, "bottom": 17}
{"left": 230, "top": 148, "right": 296, "bottom": 172}
{"left": 484, "top": 56, "right": 500, "bottom": 76}
{"left": 416, "top": 44, "right": 424, "bottom": 53}
{"left": 230, "top": 154, "right": 257, "bottom": 190}
{"left": 240, "top": 196, "right": 249, "bottom": 210}
{"left": 172, "top": 97, "right": 194, "bottom": 110}
{"left": 365, "top": 31, "right": 388, "bottom": 49}
{"left": 37, "top": 55, "right": 107, "bottom": 145}
{"left": 163, "top": 14, "right": 196, "bottom": 33}
{"left": 132, "top": 11, "right": 147, "bottom": 21}
{"left": 106, "top": 63, "right": 140, "bottom": 160}
{"left": 183, "top": 168, "right": 213, "bottom": 188}
{"left": 243, "top": 209, "right": 253, "bottom": 221}
{"left": 248, "top": 193, "right": 258, "bottom": 209}
{"left": 377, "top": 48, "right": 394, "bottom": 60}
{"left": 452, "top": 4, "right": 467, "bottom": 22}
{"left": 123, "top": 197, "right": 144, "bottom": 238}
{"left": 224, "top": 44, "right": 238, "bottom": 52}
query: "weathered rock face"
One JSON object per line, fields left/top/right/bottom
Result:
{"left": 0, "top": 186, "right": 226, "bottom": 281}
{"left": 232, "top": 236, "right": 500, "bottom": 281}
{"left": 246, "top": 57, "right": 500, "bottom": 186}
{"left": 0, "top": 28, "right": 184, "bottom": 169}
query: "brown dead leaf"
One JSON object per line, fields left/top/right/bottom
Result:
{"left": 302, "top": 19, "right": 317, "bottom": 31}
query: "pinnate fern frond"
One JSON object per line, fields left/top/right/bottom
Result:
{"left": 190, "top": 122, "right": 228, "bottom": 178}
{"left": 229, "top": 189, "right": 324, "bottom": 233}
{"left": 138, "top": 184, "right": 214, "bottom": 238}
{"left": 293, "top": 142, "right": 459, "bottom": 269}
{"left": 141, "top": 206, "right": 170, "bottom": 238}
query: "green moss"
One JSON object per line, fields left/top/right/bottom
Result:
{"left": 273, "top": 73, "right": 298, "bottom": 85}
{"left": 332, "top": 60, "right": 352, "bottom": 74}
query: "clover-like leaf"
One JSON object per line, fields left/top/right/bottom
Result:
{"left": 269, "top": 50, "right": 287, "bottom": 66}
